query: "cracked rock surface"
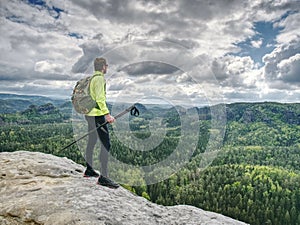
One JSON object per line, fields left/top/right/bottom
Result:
{"left": 0, "top": 151, "right": 248, "bottom": 225}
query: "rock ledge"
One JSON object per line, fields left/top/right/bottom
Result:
{"left": 0, "top": 151, "right": 248, "bottom": 225}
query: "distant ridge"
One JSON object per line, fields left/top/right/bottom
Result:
{"left": 0, "top": 93, "right": 67, "bottom": 113}
{"left": 1, "top": 93, "right": 299, "bottom": 123}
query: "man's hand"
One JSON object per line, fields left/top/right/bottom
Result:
{"left": 105, "top": 114, "right": 115, "bottom": 123}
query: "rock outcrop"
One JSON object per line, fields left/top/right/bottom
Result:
{"left": 0, "top": 151, "right": 248, "bottom": 225}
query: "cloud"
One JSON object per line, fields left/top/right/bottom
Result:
{"left": 122, "top": 61, "right": 179, "bottom": 76}
{"left": 71, "top": 40, "right": 104, "bottom": 74}
{"left": 277, "top": 53, "right": 300, "bottom": 83}
{"left": 0, "top": 79, "right": 74, "bottom": 99}
{"left": 211, "top": 55, "right": 261, "bottom": 88}
{"left": 258, "top": 2, "right": 300, "bottom": 91}
{"left": 35, "top": 60, "right": 65, "bottom": 74}
{"left": 251, "top": 39, "right": 263, "bottom": 48}
{"left": 263, "top": 40, "right": 300, "bottom": 89}
{"left": 275, "top": 11, "right": 300, "bottom": 44}
{"left": 0, "top": 0, "right": 299, "bottom": 104}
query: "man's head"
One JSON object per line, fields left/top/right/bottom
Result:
{"left": 94, "top": 57, "right": 108, "bottom": 73}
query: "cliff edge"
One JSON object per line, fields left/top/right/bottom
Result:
{"left": 0, "top": 151, "right": 248, "bottom": 225}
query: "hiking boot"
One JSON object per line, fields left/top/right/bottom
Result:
{"left": 83, "top": 168, "right": 99, "bottom": 177}
{"left": 97, "top": 175, "right": 119, "bottom": 189}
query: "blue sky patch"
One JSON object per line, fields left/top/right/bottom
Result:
{"left": 231, "top": 11, "right": 299, "bottom": 66}
{"left": 27, "top": 0, "right": 46, "bottom": 7}
{"left": 231, "top": 21, "right": 283, "bottom": 66}
{"left": 26, "top": 0, "right": 64, "bottom": 19}
{"left": 68, "top": 33, "right": 83, "bottom": 39}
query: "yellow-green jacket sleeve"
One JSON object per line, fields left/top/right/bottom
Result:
{"left": 88, "top": 75, "right": 109, "bottom": 116}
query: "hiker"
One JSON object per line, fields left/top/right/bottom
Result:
{"left": 83, "top": 57, "right": 119, "bottom": 189}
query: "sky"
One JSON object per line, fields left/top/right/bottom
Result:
{"left": 0, "top": 0, "right": 300, "bottom": 106}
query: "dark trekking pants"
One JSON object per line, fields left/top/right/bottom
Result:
{"left": 85, "top": 115, "right": 110, "bottom": 177}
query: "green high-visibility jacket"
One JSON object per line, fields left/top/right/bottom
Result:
{"left": 86, "top": 71, "right": 109, "bottom": 116}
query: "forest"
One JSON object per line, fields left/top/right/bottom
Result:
{"left": 0, "top": 100, "right": 299, "bottom": 225}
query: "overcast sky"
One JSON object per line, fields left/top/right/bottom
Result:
{"left": 0, "top": 0, "right": 299, "bottom": 106}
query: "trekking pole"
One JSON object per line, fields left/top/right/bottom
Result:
{"left": 60, "top": 104, "right": 139, "bottom": 152}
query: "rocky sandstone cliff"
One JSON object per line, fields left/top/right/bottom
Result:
{"left": 0, "top": 151, "right": 248, "bottom": 225}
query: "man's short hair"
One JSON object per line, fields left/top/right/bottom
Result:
{"left": 94, "top": 57, "right": 107, "bottom": 71}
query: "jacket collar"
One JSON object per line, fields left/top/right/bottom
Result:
{"left": 94, "top": 71, "right": 104, "bottom": 76}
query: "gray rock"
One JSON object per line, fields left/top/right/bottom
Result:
{"left": 0, "top": 151, "right": 248, "bottom": 225}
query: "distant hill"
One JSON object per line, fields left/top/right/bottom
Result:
{"left": 1, "top": 94, "right": 299, "bottom": 126}
{"left": 226, "top": 102, "right": 300, "bottom": 125}
{"left": 0, "top": 93, "right": 67, "bottom": 113}
{"left": 0, "top": 99, "right": 33, "bottom": 114}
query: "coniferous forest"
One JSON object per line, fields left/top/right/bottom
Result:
{"left": 0, "top": 96, "right": 299, "bottom": 225}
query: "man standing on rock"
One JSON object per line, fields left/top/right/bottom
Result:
{"left": 83, "top": 57, "right": 119, "bottom": 189}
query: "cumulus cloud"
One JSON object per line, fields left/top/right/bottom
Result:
{"left": 263, "top": 40, "right": 300, "bottom": 89}
{"left": 275, "top": 11, "right": 300, "bottom": 44}
{"left": 251, "top": 39, "right": 263, "bottom": 48}
{"left": 211, "top": 55, "right": 261, "bottom": 88}
{"left": 260, "top": 2, "right": 300, "bottom": 91}
{"left": 277, "top": 53, "right": 300, "bottom": 83}
{"left": 0, "top": 0, "right": 299, "bottom": 104}
{"left": 35, "top": 60, "right": 65, "bottom": 74}
{"left": 122, "top": 61, "right": 179, "bottom": 76}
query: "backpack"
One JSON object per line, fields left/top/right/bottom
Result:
{"left": 71, "top": 75, "right": 99, "bottom": 114}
